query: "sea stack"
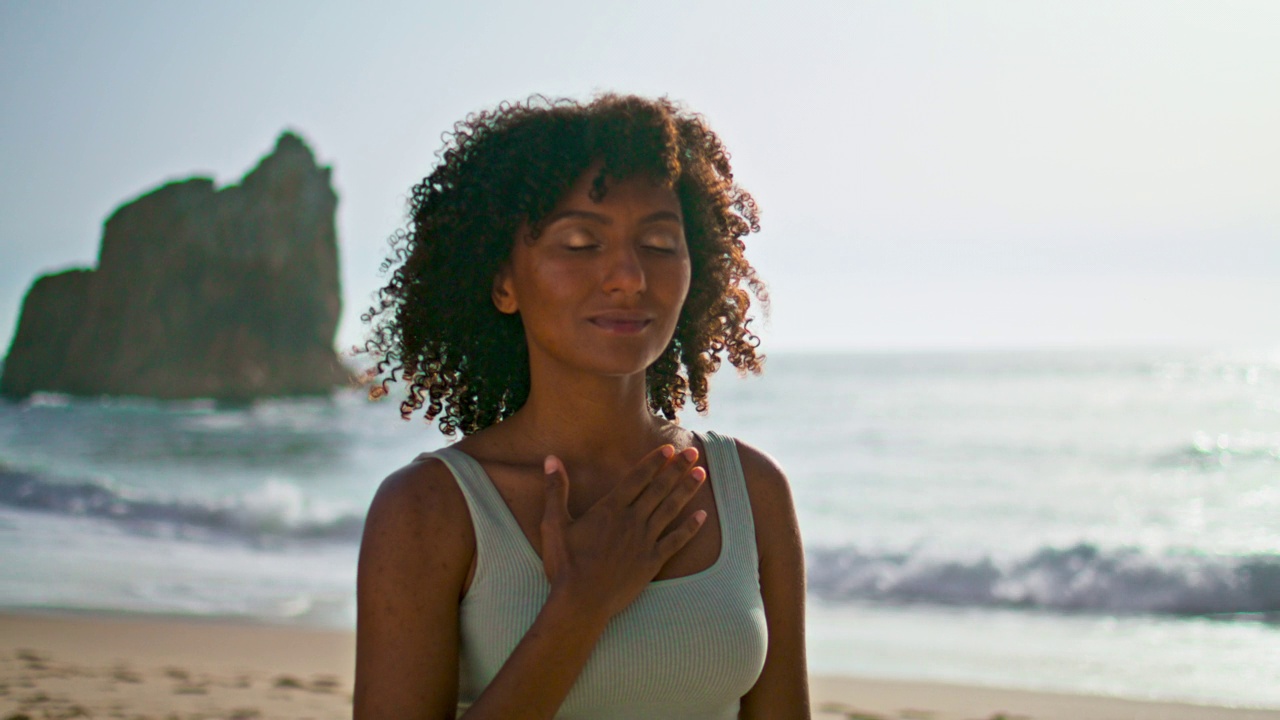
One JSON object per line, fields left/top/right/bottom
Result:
{"left": 1, "top": 132, "right": 350, "bottom": 402}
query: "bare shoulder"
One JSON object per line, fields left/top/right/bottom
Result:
{"left": 360, "top": 452, "right": 474, "bottom": 586}
{"left": 729, "top": 436, "right": 804, "bottom": 565}
{"left": 366, "top": 453, "right": 469, "bottom": 527}
{"left": 356, "top": 454, "right": 474, "bottom": 717}
{"left": 731, "top": 437, "right": 795, "bottom": 513}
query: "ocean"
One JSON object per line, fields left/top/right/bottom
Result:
{"left": 1, "top": 349, "right": 1277, "bottom": 708}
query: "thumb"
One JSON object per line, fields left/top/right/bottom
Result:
{"left": 542, "top": 455, "right": 571, "bottom": 528}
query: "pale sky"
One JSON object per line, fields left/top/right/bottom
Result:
{"left": 2, "top": 0, "right": 1277, "bottom": 354}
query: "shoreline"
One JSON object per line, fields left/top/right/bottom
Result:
{"left": 2, "top": 610, "right": 1277, "bottom": 720}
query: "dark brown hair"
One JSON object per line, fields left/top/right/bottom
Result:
{"left": 363, "top": 94, "right": 766, "bottom": 436}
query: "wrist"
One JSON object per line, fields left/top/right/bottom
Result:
{"left": 544, "top": 583, "right": 611, "bottom": 636}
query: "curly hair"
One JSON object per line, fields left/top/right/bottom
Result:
{"left": 362, "top": 94, "right": 767, "bottom": 436}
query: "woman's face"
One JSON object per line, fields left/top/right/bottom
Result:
{"left": 493, "top": 167, "right": 691, "bottom": 380}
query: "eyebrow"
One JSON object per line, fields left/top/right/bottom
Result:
{"left": 542, "top": 209, "right": 683, "bottom": 226}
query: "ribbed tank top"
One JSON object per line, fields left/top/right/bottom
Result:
{"left": 431, "top": 430, "right": 768, "bottom": 719}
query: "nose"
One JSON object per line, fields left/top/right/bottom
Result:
{"left": 602, "top": 244, "right": 646, "bottom": 297}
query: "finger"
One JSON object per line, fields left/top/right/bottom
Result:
{"left": 541, "top": 455, "right": 571, "bottom": 531}
{"left": 631, "top": 446, "right": 698, "bottom": 517}
{"left": 646, "top": 464, "right": 706, "bottom": 534}
{"left": 610, "top": 444, "right": 677, "bottom": 508}
{"left": 654, "top": 509, "right": 707, "bottom": 561}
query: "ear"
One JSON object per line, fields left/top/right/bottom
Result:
{"left": 491, "top": 262, "right": 518, "bottom": 315}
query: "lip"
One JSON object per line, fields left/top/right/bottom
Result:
{"left": 587, "top": 311, "right": 654, "bottom": 335}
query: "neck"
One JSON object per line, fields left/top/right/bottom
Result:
{"left": 502, "top": 358, "right": 674, "bottom": 472}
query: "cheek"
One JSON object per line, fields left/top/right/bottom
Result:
{"left": 539, "top": 260, "right": 589, "bottom": 288}
{"left": 514, "top": 257, "right": 590, "bottom": 311}
{"left": 668, "top": 259, "right": 693, "bottom": 306}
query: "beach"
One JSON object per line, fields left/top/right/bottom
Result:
{"left": 5, "top": 1, "right": 1280, "bottom": 713}
{"left": 2, "top": 611, "right": 1277, "bottom": 720}
{"left": 2, "top": 350, "right": 1278, "bottom": 710}
{"left": 1, "top": 611, "right": 353, "bottom": 720}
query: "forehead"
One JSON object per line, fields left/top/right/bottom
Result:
{"left": 552, "top": 167, "right": 681, "bottom": 215}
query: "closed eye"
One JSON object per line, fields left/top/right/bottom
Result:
{"left": 640, "top": 229, "right": 681, "bottom": 253}
{"left": 560, "top": 227, "right": 600, "bottom": 251}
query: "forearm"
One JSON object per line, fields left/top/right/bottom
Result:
{"left": 462, "top": 588, "right": 610, "bottom": 719}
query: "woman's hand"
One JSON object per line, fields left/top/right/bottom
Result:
{"left": 539, "top": 445, "right": 707, "bottom": 621}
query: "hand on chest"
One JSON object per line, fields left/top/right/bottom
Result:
{"left": 487, "top": 461, "right": 723, "bottom": 583}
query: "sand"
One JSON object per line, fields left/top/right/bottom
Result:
{"left": 1, "top": 611, "right": 1275, "bottom": 720}
{"left": 809, "top": 676, "right": 1280, "bottom": 720}
{"left": 0, "top": 612, "right": 354, "bottom": 720}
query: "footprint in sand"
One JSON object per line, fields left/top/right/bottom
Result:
{"left": 816, "top": 702, "right": 889, "bottom": 720}
{"left": 109, "top": 664, "right": 143, "bottom": 684}
{"left": 273, "top": 674, "right": 306, "bottom": 690}
{"left": 309, "top": 675, "right": 341, "bottom": 694}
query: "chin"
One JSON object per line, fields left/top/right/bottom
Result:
{"left": 572, "top": 341, "right": 670, "bottom": 378}
{"left": 586, "top": 355, "right": 664, "bottom": 379}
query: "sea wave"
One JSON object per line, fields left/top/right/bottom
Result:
{"left": 7, "top": 464, "right": 1279, "bottom": 619}
{"left": 0, "top": 466, "right": 363, "bottom": 545}
{"left": 807, "top": 543, "right": 1280, "bottom": 617}
{"left": 1149, "top": 432, "right": 1280, "bottom": 471}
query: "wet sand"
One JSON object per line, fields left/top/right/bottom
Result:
{"left": 1, "top": 611, "right": 1275, "bottom": 719}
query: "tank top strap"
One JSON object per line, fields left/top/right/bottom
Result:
{"left": 429, "top": 446, "right": 545, "bottom": 583}
{"left": 697, "top": 431, "right": 760, "bottom": 576}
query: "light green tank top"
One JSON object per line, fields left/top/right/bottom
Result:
{"left": 432, "top": 430, "right": 768, "bottom": 719}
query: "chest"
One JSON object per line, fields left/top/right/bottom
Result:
{"left": 483, "top": 462, "right": 723, "bottom": 582}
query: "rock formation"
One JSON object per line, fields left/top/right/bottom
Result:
{"left": 1, "top": 132, "right": 350, "bottom": 401}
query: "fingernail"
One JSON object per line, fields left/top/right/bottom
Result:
{"left": 661, "top": 445, "right": 675, "bottom": 459}
{"left": 544, "top": 456, "right": 558, "bottom": 475}
{"left": 691, "top": 466, "right": 706, "bottom": 481}
{"left": 681, "top": 447, "right": 698, "bottom": 462}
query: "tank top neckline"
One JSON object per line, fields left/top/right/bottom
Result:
{"left": 438, "top": 430, "right": 732, "bottom": 590}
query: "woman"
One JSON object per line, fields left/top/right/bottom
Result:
{"left": 355, "top": 94, "right": 808, "bottom": 719}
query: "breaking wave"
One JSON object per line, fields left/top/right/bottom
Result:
{"left": 808, "top": 543, "right": 1280, "bottom": 618}
{"left": 0, "top": 465, "right": 363, "bottom": 545}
